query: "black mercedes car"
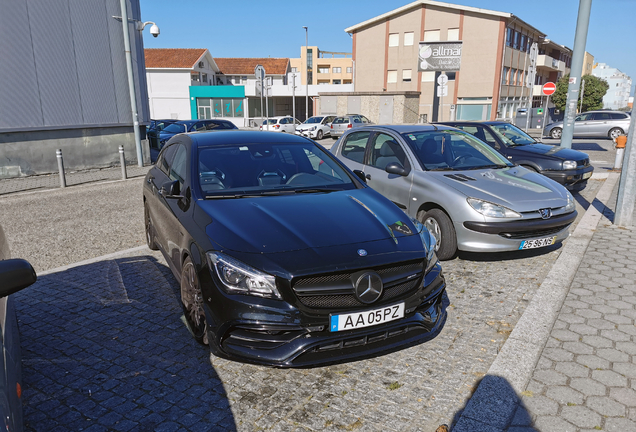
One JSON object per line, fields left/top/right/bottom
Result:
{"left": 143, "top": 130, "right": 447, "bottom": 367}
{"left": 438, "top": 121, "right": 594, "bottom": 191}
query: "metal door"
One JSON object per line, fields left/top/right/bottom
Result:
{"left": 321, "top": 96, "right": 337, "bottom": 115}
{"left": 348, "top": 96, "right": 361, "bottom": 114}
{"left": 379, "top": 96, "right": 393, "bottom": 124}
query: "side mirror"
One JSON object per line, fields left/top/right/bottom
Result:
{"left": 160, "top": 180, "right": 183, "bottom": 198}
{"left": 0, "top": 259, "right": 37, "bottom": 297}
{"left": 353, "top": 170, "right": 367, "bottom": 183}
{"left": 385, "top": 162, "right": 409, "bottom": 176}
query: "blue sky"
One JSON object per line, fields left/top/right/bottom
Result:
{"left": 140, "top": 0, "right": 635, "bottom": 95}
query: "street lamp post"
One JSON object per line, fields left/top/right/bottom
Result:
{"left": 118, "top": 0, "right": 159, "bottom": 167}
{"left": 303, "top": 26, "right": 309, "bottom": 121}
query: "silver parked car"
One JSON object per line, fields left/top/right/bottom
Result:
{"left": 295, "top": 115, "right": 336, "bottom": 140}
{"left": 543, "top": 110, "right": 631, "bottom": 140}
{"left": 331, "top": 125, "right": 577, "bottom": 260}
{"left": 330, "top": 114, "right": 373, "bottom": 139}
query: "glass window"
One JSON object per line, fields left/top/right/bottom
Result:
{"left": 424, "top": 30, "right": 440, "bottom": 42}
{"left": 389, "top": 33, "right": 399, "bottom": 47}
{"left": 159, "top": 143, "right": 178, "bottom": 176}
{"left": 402, "top": 69, "right": 412, "bottom": 82}
{"left": 318, "top": 67, "right": 329, "bottom": 73}
{"left": 341, "top": 131, "right": 370, "bottom": 164}
{"left": 360, "top": 116, "right": 371, "bottom": 124}
{"left": 333, "top": 67, "right": 342, "bottom": 73}
{"left": 346, "top": 67, "right": 352, "bottom": 73}
{"left": 447, "top": 28, "right": 460, "bottom": 41}
{"left": 490, "top": 123, "right": 535, "bottom": 146}
{"left": 333, "top": 79, "right": 341, "bottom": 84}
{"left": 506, "top": 28, "right": 513, "bottom": 47}
{"left": 502, "top": 67, "right": 509, "bottom": 84}
{"left": 169, "top": 145, "right": 187, "bottom": 188}
{"left": 520, "top": 34, "right": 527, "bottom": 52}
{"left": 192, "top": 122, "right": 207, "bottom": 131}
{"left": 370, "top": 133, "right": 410, "bottom": 170}
{"left": 291, "top": 67, "right": 297, "bottom": 72}
{"left": 223, "top": 100, "right": 232, "bottom": 117}
{"left": 212, "top": 99, "right": 222, "bottom": 117}
{"left": 404, "top": 32, "right": 414, "bottom": 46}
{"left": 610, "top": 113, "right": 628, "bottom": 119}
{"left": 234, "top": 99, "right": 244, "bottom": 117}
{"left": 593, "top": 113, "right": 612, "bottom": 120}
{"left": 387, "top": 70, "right": 397, "bottom": 83}
{"left": 513, "top": 31, "right": 520, "bottom": 49}
{"left": 191, "top": 73, "right": 200, "bottom": 82}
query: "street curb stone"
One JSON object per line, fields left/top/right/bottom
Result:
{"left": 452, "top": 172, "right": 620, "bottom": 431}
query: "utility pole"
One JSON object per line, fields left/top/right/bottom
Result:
{"left": 615, "top": 114, "right": 636, "bottom": 226}
{"left": 560, "top": 0, "right": 593, "bottom": 149}
{"left": 303, "top": 26, "right": 309, "bottom": 121}
{"left": 292, "top": 73, "right": 297, "bottom": 120}
{"left": 579, "top": 78, "right": 586, "bottom": 113}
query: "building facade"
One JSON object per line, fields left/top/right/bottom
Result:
{"left": 345, "top": 0, "right": 571, "bottom": 123}
{"left": 0, "top": 0, "right": 151, "bottom": 178}
{"left": 592, "top": 63, "right": 632, "bottom": 111}
{"left": 290, "top": 46, "right": 353, "bottom": 86}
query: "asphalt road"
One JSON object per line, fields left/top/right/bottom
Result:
{"left": 0, "top": 173, "right": 607, "bottom": 430}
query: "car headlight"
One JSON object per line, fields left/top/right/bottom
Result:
{"left": 562, "top": 160, "right": 577, "bottom": 170}
{"left": 207, "top": 252, "right": 281, "bottom": 299}
{"left": 564, "top": 191, "right": 576, "bottom": 213}
{"left": 310, "top": 126, "right": 317, "bottom": 131}
{"left": 410, "top": 217, "right": 439, "bottom": 273}
{"left": 467, "top": 198, "right": 521, "bottom": 218}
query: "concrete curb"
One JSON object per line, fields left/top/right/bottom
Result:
{"left": 38, "top": 245, "right": 150, "bottom": 276}
{"left": 452, "top": 172, "right": 620, "bottom": 431}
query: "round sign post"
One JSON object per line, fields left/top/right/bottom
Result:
{"left": 541, "top": 82, "right": 556, "bottom": 135}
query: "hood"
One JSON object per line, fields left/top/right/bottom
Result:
{"left": 513, "top": 143, "right": 588, "bottom": 161}
{"left": 200, "top": 189, "right": 418, "bottom": 254}
{"left": 430, "top": 167, "right": 568, "bottom": 212}
{"left": 296, "top": 124, "right": 319, "bottom": 131}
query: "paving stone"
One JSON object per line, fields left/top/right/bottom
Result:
{"left": 533, "top": 416, "right": 577, "bottom": 432}
{"left": 532, "top": 370, "right": 568, "bottom": 386}
{"left": 560, "top": 406, "right": 602, "bottom": 429}
{"left": 575, "top": 355, "right": 610, "bottom": 370}
{"left": 542, "top": 348, "right": 575, "bottom": 363}
{"left": 570, "top": 377, "right": 608, "bottom": 397}
{"left": 609, "top": 387, "right": 636, "bottom": 406}
{"left": 613, "top": 362, "right": 636, "bottom": 379}
{"left": 555, "top": 362, "right": 591, "bottom": 379}
{"left": 545, "top": 386, "right": 585, "bottom": 405}
{"left": 585, "top": 396, "right": 626, "bottom": 417}
{"left": 592, "top": 370, "right": 629, "bottom": 388}
{"left": 562, "top": 341, "right": 595, "bottom": 355}
{"left": 597, "top": 348, "right": 630, "bottom": 363}
{"left": 600, "top": 329, "right": 631, "bottom": 342}
{"left": 604, "top": 417, "right": 636, "bottom": 432}
{"left": 581, "top": 335, "right": 614, "bottom": 348}
{"left": 551, "top": 329, "right": 582, "bottom": 342}
{"left": 586, "top": 318, "right": 618, "bottom": 330}
{"left": 522, "top": 395, "right": 559, "bottom": 416}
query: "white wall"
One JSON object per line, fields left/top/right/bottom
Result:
{"left": 146, "top": 70, "right": 192, "bottom": 119}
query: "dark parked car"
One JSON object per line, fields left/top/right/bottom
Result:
{"left": 148, "top": 119, "right": 178, "bottom": 151}
{"left": 150, "top": 119, "right": 239, "bottom": 162}
{"left": 0, "top": 225, "right": 38, "bottom": 432}
{"left": 439, "top": 121, "right": 594, "bottom": 191}
{"left": 143, "top": 130, "right": 447, "bottom": 367}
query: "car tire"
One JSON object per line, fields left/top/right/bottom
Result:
{"left": 417, "top": 208, "right": 457, "bottom": 261}
{"left": 550, "top": 127, "right": 562, "bottom": 139}
{"left": 180, "top": 256, "right": 209, "bottom": 345}
{"left": 609, "top": 127, "right": 624, "bottom": 140}
{"left": 316, "top": 130, "right": 323, "bottom": 140}
{"left": 332, "top": 136, "right": 338, "bottom": 140}
{"left": 144, "top": 203, "right": 159, "bottom": 251}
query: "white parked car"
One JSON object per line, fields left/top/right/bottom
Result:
{"left": 259, "top": 116, "right": 301, "bottom": 133}
{"left": 295, "top": 115, "right": 337, "bottom": 140}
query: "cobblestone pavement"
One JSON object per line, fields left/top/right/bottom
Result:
{"left": 507, "top": 185, "right": 636, "bottom": 431}
{"left": 0, "top": 165, "right": 150, "bottom": 196}
{"left": 0, "top": 172, "right": 607, "bottom": 431}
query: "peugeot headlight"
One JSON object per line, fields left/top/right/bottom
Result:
{"left": 207, "top": 252, "right": 281, "bottom": 299}
{"left": 467, "top": 198, "right": 521, "bottom": 218}
{"left": 564, "top": 191, "right": 576, "bottom": 213}
{"left": 410, "top": 217, "right": 438, "bottom": 273}
{"left": 563, "top": 160, "right": 577, "bottom": 170}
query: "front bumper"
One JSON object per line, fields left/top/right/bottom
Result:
{"left": 542, "top": 166, "right": 594, "bottom": 190}
{"left": 204, "top": 265, "right": 448, "bottom": 367}
{"left": 456, "top": 211, "right": 576, "bottom": 253}
{"left": 296, "top": 130, "right": 319, "bottom": 139}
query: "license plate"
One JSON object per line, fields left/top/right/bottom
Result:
{"left": 582, "top": 171, "right": 592, "bottom": 180}
{"left": 519, "top": 236, "right": 557, "bottom": 250}
{"left": 330, "top": 303, "right": 405, "bottom": 332}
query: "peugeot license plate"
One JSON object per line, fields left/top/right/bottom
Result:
{"left": 519, "top": 236, "right": 557, "bottom": 250}
{"left": 329, "top": 303, "right": 405, "bottom": 332}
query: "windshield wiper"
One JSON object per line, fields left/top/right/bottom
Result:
{"left": 467, "top": 164, "right": 509, "bottom": 170}
{"left": 293, "top": 187, "right": 341, "bottom": 193}
{"left": 428, "top": 167, "right": 459, "bottom": 171}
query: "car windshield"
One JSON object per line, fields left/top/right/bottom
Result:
{"left": 490, "top": 123, "right": 536, "bottom": 146}
{"left": 198, "top": 142, "right": 358, "bottom": 197}
{"left": 401, "top": 130, "right": 513, "bottom": 171}
{"left": 162, "top": 123, "right": 187, "bottom": 133}
{"left": 303, "top": 117, "right": 324, "bottom": 124}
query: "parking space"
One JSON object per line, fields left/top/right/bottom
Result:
{"left": 2, "top": 173, "right": 607, "bottom": 431}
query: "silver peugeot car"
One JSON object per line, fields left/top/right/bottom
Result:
{"left": 331, "top": 125, "right": 577, "bottom": 260}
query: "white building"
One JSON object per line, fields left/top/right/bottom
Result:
{"left": 592, "top": 63, "right": 632, "bottom": 110}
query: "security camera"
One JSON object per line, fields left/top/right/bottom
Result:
{"left": 149, "top": 24, "right": 160, "bottom": 38}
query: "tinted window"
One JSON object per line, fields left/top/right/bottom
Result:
{"left": 576, "top": 113, "right": 593, "bottom": 121}
{"left": 593, "top": 112, "right": 612, "bottom": 121}
{"left": 163, "top": 123, "right": 187, "bottom": 133}
{"left": 360, "top": 116, "right": 371, "bottom": 124}
{"left": 169, "top": 145, "right": 187, "bottom": 187}
{"left": 370, "top": 133, "right": 410, "bottom": 170}
{"left": 332, "top": 117, "right": 349, "bottom": 124}
{"left": 341, "top": 131, "right": 370, "bottom": 163}
{"left": 159, "top": 144, "right": 179, "bottom": 175}
{"left": 610, "top": 113, "right": 628, "bottom": 119}
{"left": 206, "top": 121, "right": 236, "bottom": 130}
{"left": 192, "top": 122, "right": 207, "bottom": 131}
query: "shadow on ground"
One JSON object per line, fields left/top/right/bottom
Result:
{"left": 14, "top": 255, "right": 235, "bottom": 431}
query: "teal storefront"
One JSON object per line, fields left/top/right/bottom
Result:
{"left": 189, "top": 86, "right": 246, "bottom": 120}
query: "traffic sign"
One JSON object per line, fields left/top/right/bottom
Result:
{"left": 437, "top": 74, "right": 448, "bottom": 86}
{"left": 437, "top": 85, "right": 448, "bottom": 97}
{"left": 542, "top": 82, "right": 556, "bottom": 96}
{"left": 254, "top": 65, "right": 266, "bottom": 81}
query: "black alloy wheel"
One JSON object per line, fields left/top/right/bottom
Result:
{"left": 418, "top": 208, "right": 457, "bottom": 261}
{"left": 180, "top": 257, "right": 209, "bottom": 345}
{"left": 144, "top": 203, "right": 159, "bottom": 251}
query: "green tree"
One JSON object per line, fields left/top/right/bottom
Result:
{"left": 550, "top": 74, "right": 609, "bottom": 113}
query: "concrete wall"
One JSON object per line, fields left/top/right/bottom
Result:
{"left": 0, "top": 127, "right": 150, "bottom": 178}
{"left": 147, "top": 70, "right": 192, "bottom": 119}
{"left": 317, "top": 92, "right": 420, "bottom": 124}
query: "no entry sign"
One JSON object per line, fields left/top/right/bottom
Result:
{"left": 542, "top": 82, "right": 556, "bottom": 96}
